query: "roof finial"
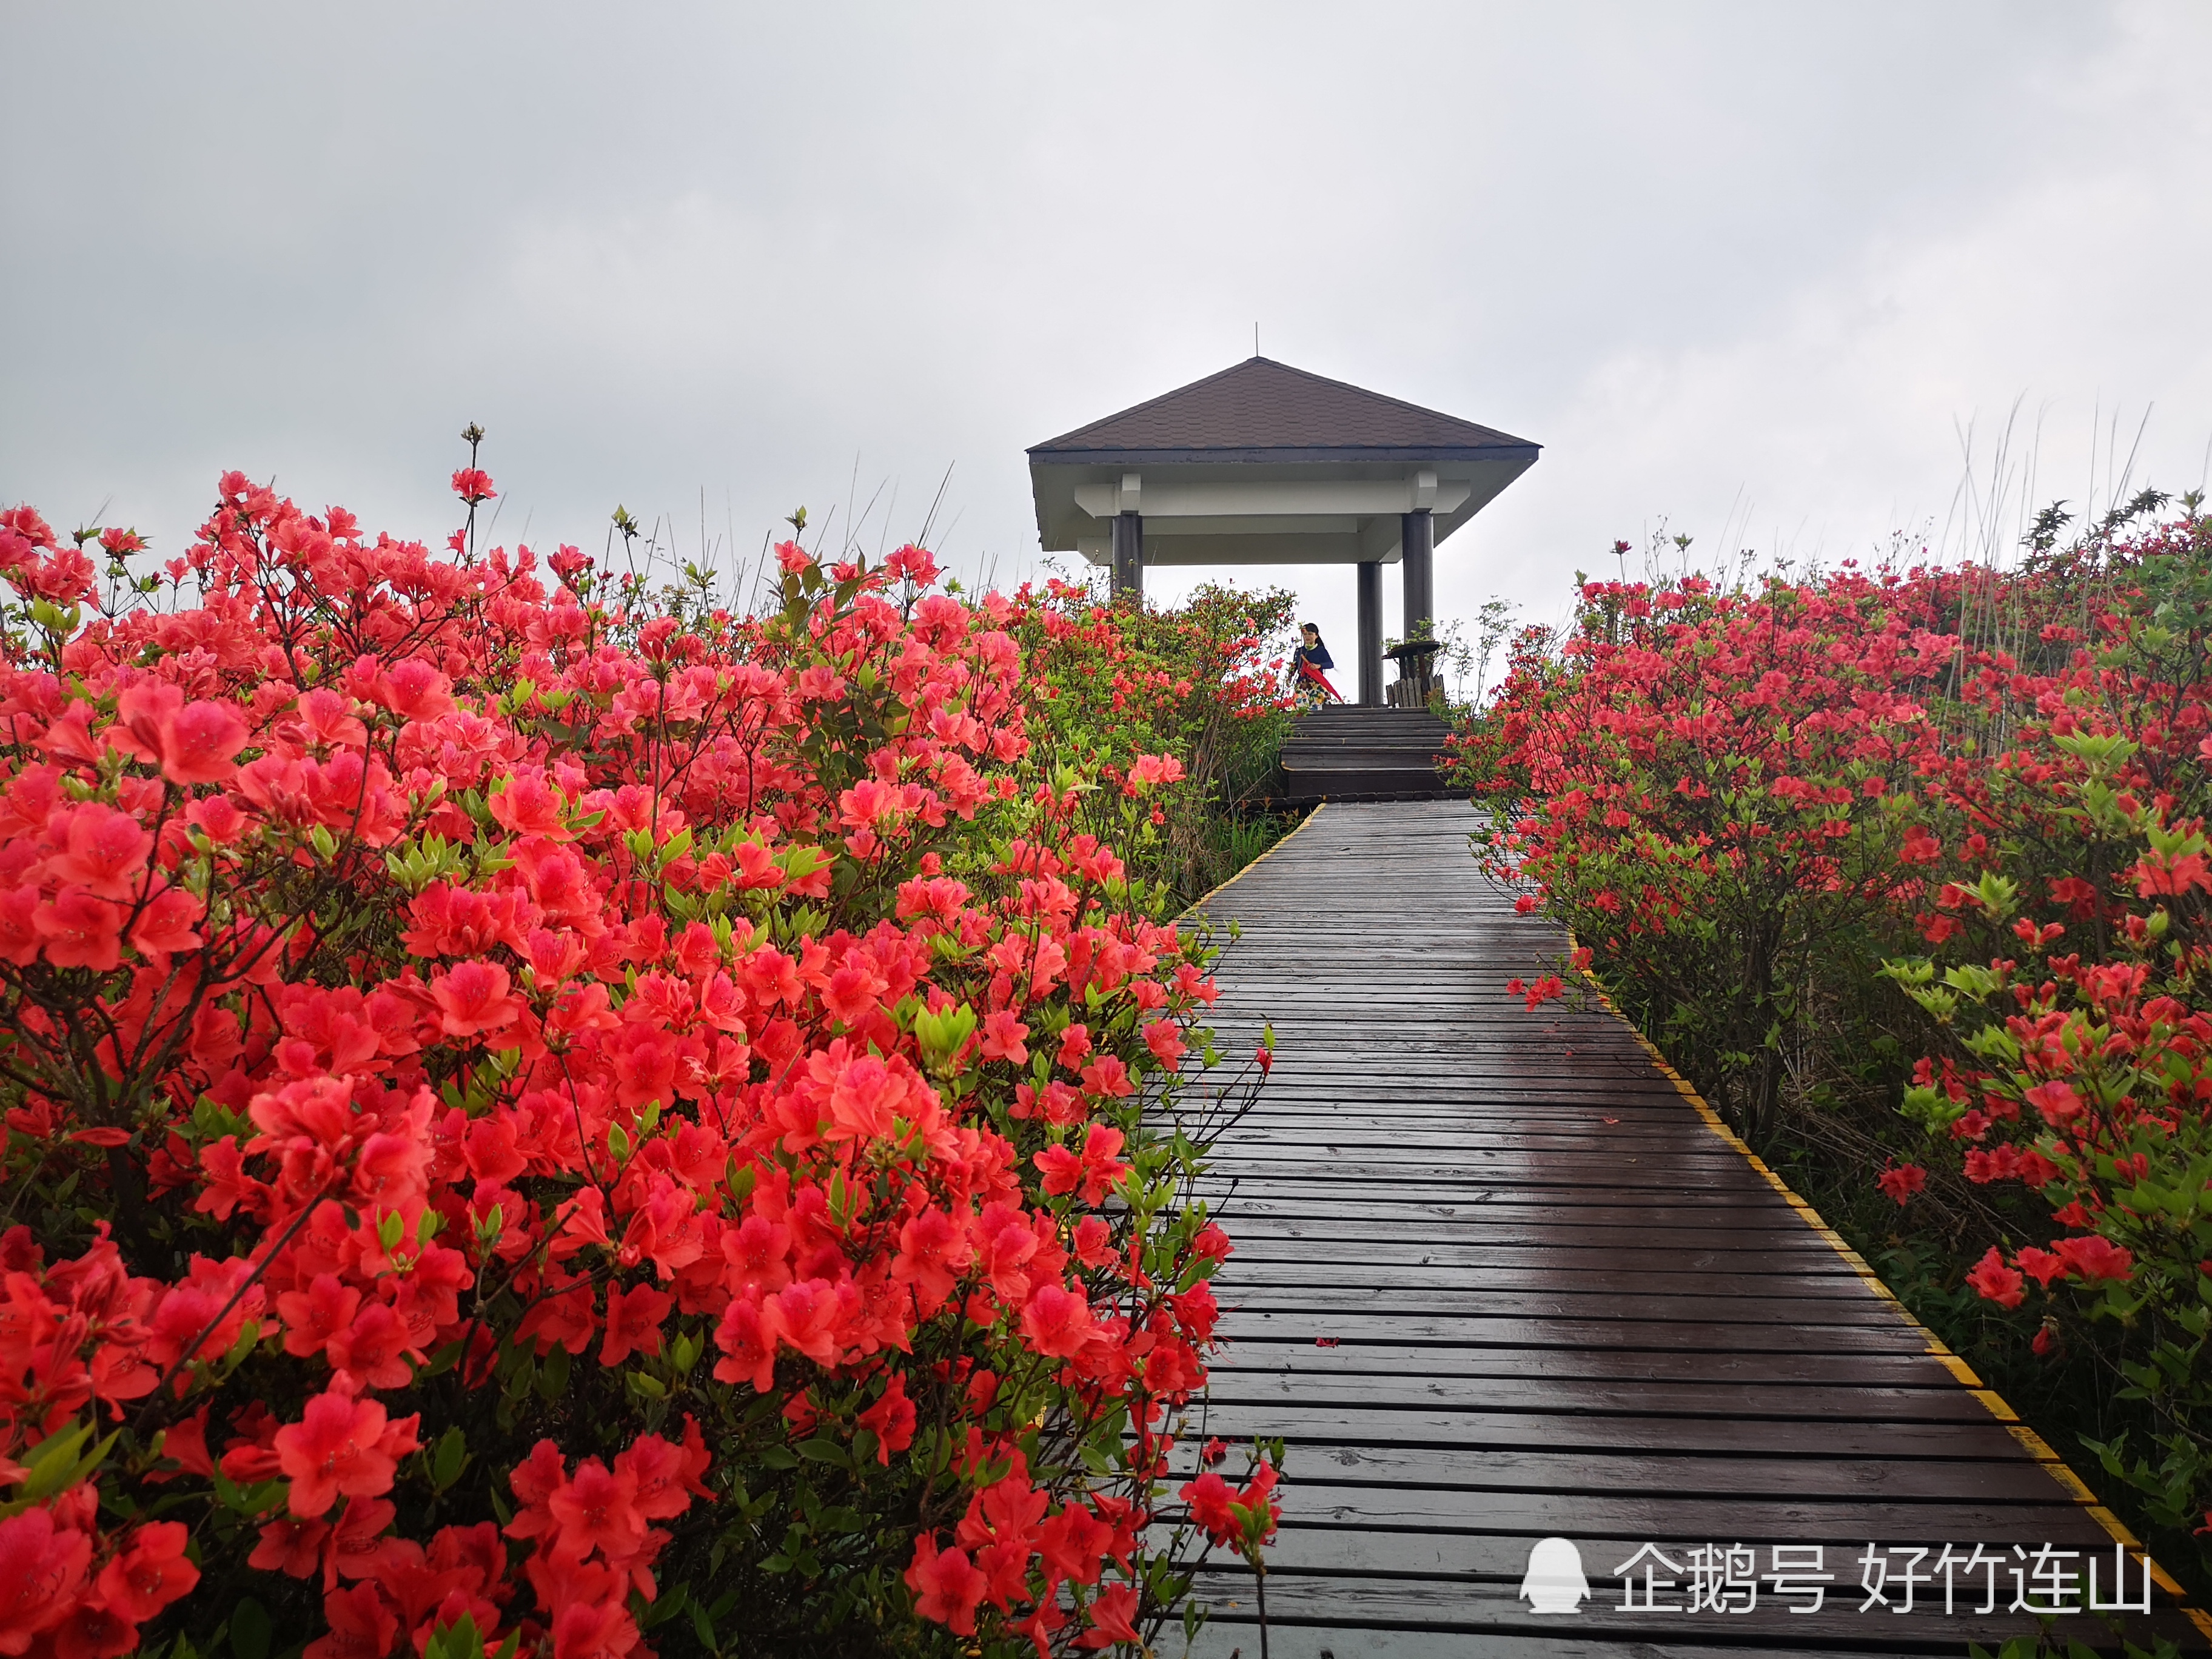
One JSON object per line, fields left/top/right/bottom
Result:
{"left": 1253, "top": 321, "right": 1259, "bottom": 360}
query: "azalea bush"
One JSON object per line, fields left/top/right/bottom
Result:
{"left": 1456, "top": 502, "right": 2212, "bottom": 1563}
{"left": 1874, "top": 514, "right": 2212, "bottom": 1536}
{"left": 1003, "top": 579, "right": 1298, "bottom": 908}
{"left": 0, "top": 464, "right": 1280, "bottom": 1659}
{"left": 1455, "top": 555, "right": 1966, "bottom": 1142}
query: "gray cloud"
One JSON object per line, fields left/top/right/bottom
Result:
{"left": 5, "top": 1, "right": 2207, "bottom": 659}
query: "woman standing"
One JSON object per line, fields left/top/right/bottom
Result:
{"left": 1288, "top": 622, "right": 1343, "bottom": 708}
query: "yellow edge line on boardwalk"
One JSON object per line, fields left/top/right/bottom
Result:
{"left": 1567, "top": 930, "right": 2210, "bottom": 1634}
{"left": 1178, "top": 800, "right": 1327, "bottom": 920}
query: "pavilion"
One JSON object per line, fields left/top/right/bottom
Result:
{"left": 1026, "top": 356, "right": 1540, "bottom": 705}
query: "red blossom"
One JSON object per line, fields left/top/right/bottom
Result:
{"left": 275, "top": 1390, "right": 411, "bottom": 1518}
{"left": 0, "top": 1509, "right": 93, "bottom": 1655}
{"left": 546, "top": 1458, "right": 644, "bottom": 1565}
{"left": 905, "top": 1535, "right": 988, "bottom": 1636}
{"left": 305, "top": 1582, "right": 399, "bottom": 1659}
{"left": 1179, "top": 1471, "right": 1236, "bottom": 1543}
{"left": 2053, "top": 1235, "right": 2134, "bottom": 1282}
{"left": 429, "top": 961, "right": 522, "bottom": 1037}
{"left": 0, "top": 474, "right": 1261, "bottom": 1656}
{"left": 1874, "top": 1163, "right": 1926, "bottom": 1205}
{"left": 1965, "top": 1246, "right": 2026, "bottom": 1309}
{"left": 598, "top": 1284, "right": 672, "bottom": 1369}
{"left": 1076, "top": 1583, "right": 1141, "bottom": 1649}
{"left": 2023, "top": 1080, "right": 2085, "bottom": 1127}
{"left": 93, "top": 1522, "right": 199, "bottom": 1623}
{"left": 1019, "top": 1282, "right": 1098, "bottom": 1359}
{"left": 857, "top": 1374, "right": 917, "bottom": 1464}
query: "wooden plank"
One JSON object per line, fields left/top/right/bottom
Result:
{"left": 1197, "top": 1372, "right": 2002, "bottom": 1423}
{"left": 1213, "top": 1313, "right": 1932, "bottom": 1355}
{"left": 1182, "top": 1406, "right": 2024, "bottom": 1453}
{"left": 1199, "top": 1194, "right": 1812, "bottom": 1218}
{"left": 1175, "top": 1482, "right": 2108, "bottom": 1542}
{"left": 1191, "top": 1199, "right": 1854, "bottom": 1234}
{"left": 1190, "top": 1159, "right": 1783, "bottom": 1191}
{"left": 1222, "top": 1263, "right": 1871, "bottom": 1295}
{"left": 1215, "top": 1289, "right": 1912, "bottom": 1327}
{"left": 1191, "top": 1158, "right": 1779, "bottom": 1182}
{"left": 1162, "top": 1443, "right": 2077, "bottom": 1504}
{"left": 1188, "top": 1112, "right": 1743, "bottom": 1130}
{"left": 1178, "top": 1627, "right": 1916, "bottom": 1659}
{"left": 1199, "top": 1221, "right": 1846, "bottom": 1255}
{"left": 1200, "top": 1134, "right": 1720, "bottom": 1149}
{"left": 1207, "top": 1340, "right": 1969, "bottom": 1389}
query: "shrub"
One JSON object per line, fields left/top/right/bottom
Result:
{"left": 1004, "top": 579, "right": 1297, "bottom": 908}
{"left": 1454, "top": 559, "right": 1966, "bottom": 1142}
{"left": 1875, "top": 515, "right": 2212, "bottom": 1535}
{"left": 1456, "top": 504, "right": 2212, "bottom": 1563}
{"left": 0, "top": 469, "right": 1278, "bottom": 1659}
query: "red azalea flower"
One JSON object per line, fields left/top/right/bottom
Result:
{"left": 905, "top": 1536, "right": 988, "bottom": 1635}
{"left": 94, "top": 1522, "right": 199, "bottom": 1623}
{"left": 1874, "top": 1164, "right": 1926, "bottom": 1205}
{"left": 2053, "top": 1235, "right": 2134, "bottom": 1282}
{"left": 275, "top": 1390, "right": 404, "bottom": 1518}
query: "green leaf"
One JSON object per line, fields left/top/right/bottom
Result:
{"left": 230, "top": 1599, "right": 271, "bottom": 1659}
{"left": 432, "top": 1427, "right": 469, "bottom": 1492}
{"left": 0, "top": 1420, "right": 116, "bottom": 1519}
{"left": 423, "top": 1336, "right": 466, "bottom": 1378}
{"left": 795, "top": 1438, "right": 850, "bottom": 1469}
{"left": 537, "top": 1344, "right": 572, "bottom": 1401}
{"left": 423, "top": 1615, "right": 486, "bottom": 1659}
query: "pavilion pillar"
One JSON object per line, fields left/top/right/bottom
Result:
{"left": 1356, "top": 560, "right": 1383, "bottom": 705}
{"left": 1400, "top": 509, "right": 1433, "bottom": 640}
{"left": 1111, "top": 511, "right": 1144, "bottom": 603}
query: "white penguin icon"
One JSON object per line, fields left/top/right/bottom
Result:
{"left": 1520, "top": 1537, "right": 1590, "bottom": 1614}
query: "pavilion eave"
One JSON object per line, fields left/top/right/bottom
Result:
{"left": 1028, "top": 449, "right": 1536, "bottom": 562}
{"left": 1028, "top": 443, "right": 1538, "bottom": 468}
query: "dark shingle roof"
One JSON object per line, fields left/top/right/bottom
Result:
{"left": 1028, "top": 357, "right": 1535, "bottom": 461}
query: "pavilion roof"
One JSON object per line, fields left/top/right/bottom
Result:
{"left": 1028, "top": 356, "right": 1537, "bottom": 464}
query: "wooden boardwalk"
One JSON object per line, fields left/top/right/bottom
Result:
{"left": 1173, "top": 799, "right": 2204, "bottom": 1657}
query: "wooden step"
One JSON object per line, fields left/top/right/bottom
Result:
{"left": 1275, "top": 769, "right": 1456, "bottom": 803}
{"left": 1278, "top": 708, "right": 1454, "bottom": 800}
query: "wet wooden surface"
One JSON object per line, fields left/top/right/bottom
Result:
{"left": 1168, "top": 799, "right": 2202, "bottom": 1657}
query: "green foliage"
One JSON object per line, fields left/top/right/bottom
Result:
{"left": 1008, "top": 576, "right": 1303, "bottom": 907}
{"left": 1460, "top": 506, "right": 2212, "bottom": 1597}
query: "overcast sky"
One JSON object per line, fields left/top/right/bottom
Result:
{"left": 5, "top": 2, "right": 2209, "bottom": 664}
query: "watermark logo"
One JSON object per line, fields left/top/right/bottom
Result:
{"left": 1538, "top": 1541, "right": 2154, "bottom": 1617}
{"left": 1519, "top": 1537, "right": 1590, "bottom": 1614}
